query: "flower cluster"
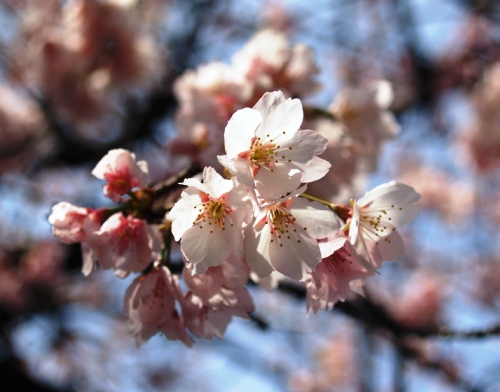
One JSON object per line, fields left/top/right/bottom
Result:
{"left": 49, "top": 90, "right": 420, "bottom": 346}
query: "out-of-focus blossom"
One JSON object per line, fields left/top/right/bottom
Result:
{"left": 289, "top": 329, "right": 359, "bottom": 392}
{"left": 244, "top": 186, "right": 339, "bottom": 281}
{"left": 232, "top": 29, "right": 319, "bottom": 102}
{"left": 399, "top": 166, "right": 475, "bottom": 223}
{"left": 181, "top": 256, "right": 254, "bottom": 341}
{"left": 93, "top": 212, "right": 161, "bottom": 278}
{"left": 349, "top": 181, "right": 420, "bottom": 272}
{"left": 9, "top": 0, "right": 167, "bottom": 138}
{"left": 168, "top": 167, "right": 252, "bottom": 274}
{"left": 174, "top": 62, "right": 250, "bottom": 131}
{"left": 20, "top": 241, "right": 66, "bottom": 283}
{"left": 305, "top": 119, "right": 366, "bottom": 202}
{"left": 49, "top": 202, "right": 92, "bottom": 244}
{"left": 388, "top": 272, "right": 445, "bottom": 329}
{"left": 457, "top": 62, "right": 500, "bottom": 173}
{"left": 124, "top": 266, "right": 192, "bottom": 347}
{"left": 182, "top": 287, "right": 254, "bottom": 341}
{"left": 306, "top": 233, "right": 372, "bottom": 313}
{"left": 92, "top": 148, "right": 148, "bottom": 202}
{"left": 172, "top": 62, "right": 251, "bottom": 168}
{"left": 219, "top": 91, "right": 330, "bottom": 200}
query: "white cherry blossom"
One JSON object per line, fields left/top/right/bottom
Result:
{"left": 167, "top": 167, "right": 252, "bottom": 274}
{"left": 244, "top": 186, "right": 339, "bottom": 281}
{"left": 218, "top": 91, "right": 330, "bottom": 200}
{"left": 349, "top": 181, "right": 420, "bottom": 272}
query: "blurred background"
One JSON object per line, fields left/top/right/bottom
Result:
{"left": 1, "top": 0, "right": 500, "bottom": 391}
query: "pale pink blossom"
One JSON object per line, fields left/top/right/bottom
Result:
{"left": 349, "top": 181, "right": 420, "bottom": 272}
{"left": 168, "top": 167, "right": 252, "bottom": 274}
{"left": 124, "top": 266, "right": 192, "bottom": 347}
{"left": 306, "top": 234, "right": 372, "bottom": 314}
{"left": 232, "top": 29, "right": 319, "bottom": 101}
{"left": 180, "top": 256, "right": 254, "bottom": 340}
{"left": 92, "top": 149, "right": 148, "bottom": 202}
{"left": 218, "top": 91, "right": 330, "bottom": 200}
{"left": 48, "top": 202, "right": 91, "bottom": 244}
{"left": 182, "top": 256, "right": 250, "bottom": 300}
{"left": 93, "top": 212, "right": 161, "bottom": 278}
{"left": 244, "top": 187, "right": 339, "bottom": 281}
{"left": 48, "top": 202, "right": 111, "bottom": 276}
{"left": 330, "top": 81, "right": 400, "bottom": 172}
{"left": 182, "top": 286, "right": 254, "bottom": 341}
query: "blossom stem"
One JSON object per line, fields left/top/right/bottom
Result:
{"left": 300, "top": 192, "right": 337, "bottom": 210}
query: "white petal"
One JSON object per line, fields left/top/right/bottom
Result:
{"left": 202, "top": 167, "right": 234, "bottom": 199}
{"left": 349, "top": 203, "right": 360, "bottom": 244}
{"left": 268, "top": 226, "right": 321, "bottom": 281}
{"left": 293, "top": 156, "right": 331, "bottom": 183}
{"left": 289, "top": 197, "right": 340, "bottom": 239}
{"left": 281, "top": 130, "right": 329, "bottom": 161}
{"left": 255, "top": 163, "right": 302, "bottom": 200}
{"left": 168, "top": 190, "right": 202, "bottom": 241}
{"left": 244, "top": 223, "right": 274, "bottom": 278}
{"left": 254, "top": 92, "right": 302, "bottom": 142}
{"left": 224, "top": 108, "right": 262, "bottom": 158}
{"left": 374, "top": 229, "right": 404, "bottom": 261}
{"left": 181, "top": 223, "right": 230, "bottom": 271}
{"left": 318, "top": 231, "right": 346, "bottom": 258}
{"left": 223, "top": 210, "right": 246, "bottom": 259}
{"left": 358, "top": 181, "right": 420, "bottom": 209}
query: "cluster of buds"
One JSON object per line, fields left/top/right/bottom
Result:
{"left": 49, "top": 90, "right": 420, "bottom": 347}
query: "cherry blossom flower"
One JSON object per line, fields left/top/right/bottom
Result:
{"left": 49, "top": 202, "right": 92, "bottom": 244}
{"left": 180, "top": 257, "right": 255, "bottom": 341}
{"left": 306, "top": 233, "right": 372, "bottom": 314}
{"left": 218, "top": 91, "right": 330, "bottom": 200}
{"left": 349, "top": 181, "right": 420, "bottom": 272}
{"left": 48, "top": 202, "right": 110, "bottom": 276}
{"left": 168, "top": 167, "right": 253, "bottom": 274}
{"left": 92, "top": 149, "right": 148, "bottom": 202}
{"left": 123, "top": 266, "right": 192, "bottom": 347}
{"left": 182, "top": 255, "right": 250, "bottom": 300}
{"left": 182, "top": 287, "right": 254, "bottom": 341}
{"left": 92, "top": 212, "right": 161, "bottom": 278}
{"left": 244, "top": 186, "right": 339, "bottom": 281}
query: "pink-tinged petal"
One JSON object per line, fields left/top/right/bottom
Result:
{"left": 81, "top": 242, "right": 96, "bottom": 276}
{"left": 181, "top": 223, "right": 230, "bottom": 273}
{"left": 268, "top": 226, "right": 321, "bottom": 281}
{"left": 219, "top": 256, "right": 250, "bottom": 289}
{"left": 254, "top": 163, "right": 302, "bottom": 200}
{"left": 168, "top": 189, "right": 202, "bottom": 241}
{"left": 92, "top": 149, "right": 148, "bottom": 200}
{"left": 254, "top": 91, "right": 302, "bottom": 142}
{"left": 354, "top": 235, "right": 381, "bottom": 273}
{"left": 244, "top": 223, "right": 274, "bottom": 278}
{"left": 95, "top": 214, "right": 156, "bottom": 278}
{"left": 288, "top": 197, "right": 340, "bottom": 239}
{"left": 224, "top": 108, "right": 262, "bottom": 158}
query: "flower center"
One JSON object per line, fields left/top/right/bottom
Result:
{"left": 266, "top": 205, "right": 306, "bottom": 247}
{"left": 194, "top": 200, "right": 233, "bottom": 231}
{"left": 250, "top": 139, "right": 275, "bottom": 166}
